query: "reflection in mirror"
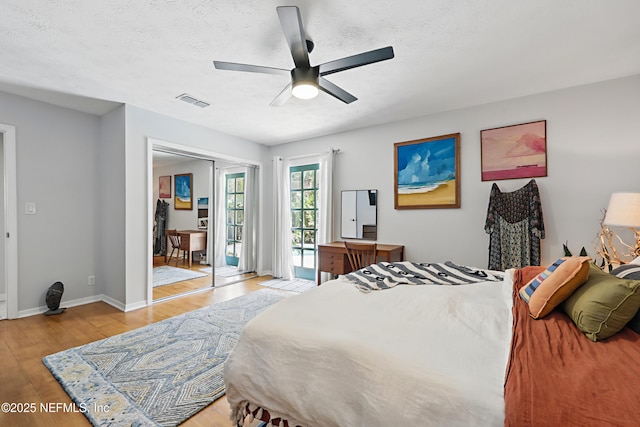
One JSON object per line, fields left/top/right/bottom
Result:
{"left": 197, "top": 197, "right": 209, "bottom": 229}
{"left": 341, "top": 190, "right": 377, "bottom": 240}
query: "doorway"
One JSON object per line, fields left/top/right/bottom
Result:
{"left": 224, "top": 172, "right": 245, "bottom": 267}
{"left": 0, "top": 133, "right": 5, "bottom": 318}
{"left": 1, "top": 123, "right": 17, "bottom": 319}
{"left": 147, "top": 139, "right": 260, "bottom": 303}
{"left": 290, "top": 163, "right": 319, "bottom": 280}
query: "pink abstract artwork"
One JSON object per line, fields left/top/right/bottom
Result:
{"left": 480, "top": 120, "right": 547, "bottom": 181}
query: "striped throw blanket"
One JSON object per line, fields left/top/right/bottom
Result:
{"left": 344, "top": 261, "right": 504, "bottom": 292}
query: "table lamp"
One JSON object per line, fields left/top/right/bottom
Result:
{"left": 601, "top": 192, "right": 640, "bottom": 264}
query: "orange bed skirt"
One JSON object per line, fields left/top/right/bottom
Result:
{"left": 504, "top": 266, "right": 640, "bottom": 426}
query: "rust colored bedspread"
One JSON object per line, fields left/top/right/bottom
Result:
{"left": 504, "top": 266, "right": 640, "bottom": 426}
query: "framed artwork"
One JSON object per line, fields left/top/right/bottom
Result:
{"left": 174, "top": 173, "right": 193, "bottom": 210}
{"left": 158, "top": 175, "right": 171, "bottom": 198}
{"left": 480, "top": 120, "right": 547, "bottom": 181}
{"left": 394, "top": 133, "right": 460, "bottom": 209}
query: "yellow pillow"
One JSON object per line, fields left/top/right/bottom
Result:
{"left": 519, "top": 256, "right": 591, "bottom": 319}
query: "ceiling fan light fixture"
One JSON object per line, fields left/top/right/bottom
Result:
{"left": 291, "top": 67, "right": 320, "bottom": 100}
{"left": 213, "top": 6, "right": 394, "bottom": 106}
{"left": 292, "top": 81, "right": 319, "bottom": 99}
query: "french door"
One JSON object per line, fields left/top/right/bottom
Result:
{"left": 290, "top": 164, "right": 319, "bottom": 280}
{"left": 225, "top": 172, "right": 245, "bottom": 266}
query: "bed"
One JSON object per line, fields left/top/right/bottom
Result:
{"left": 224, "top": 261, "right": 640, "bottom": 426}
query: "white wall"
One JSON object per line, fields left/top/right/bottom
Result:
{"left": 0, "top": 91, "right": 103, "bottom": 312}
{"left": 268, "top": 75, "right": 640, "bottom": 268}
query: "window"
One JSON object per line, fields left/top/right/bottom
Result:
{"left": 225, "top": 172, "right": 245, "bottom": 266}
{"left": 290, "top": 164, "right": 319, "bottom": 280}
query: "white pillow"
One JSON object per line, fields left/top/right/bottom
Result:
{"left": 630, "top": 256, "right": 640, "bottom": 265}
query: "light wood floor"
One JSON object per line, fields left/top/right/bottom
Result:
{"left": 152, "top": 255, "right": 258, "bottom": 300}
{"left": 0, "top": 275, "right": 274, "bottom": 427}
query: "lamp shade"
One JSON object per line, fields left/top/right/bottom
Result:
{"left": 603, "top": 192, "right": 640, "bottom": 227}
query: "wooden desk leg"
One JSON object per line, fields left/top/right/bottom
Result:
{"left": 317, "top": 269, "right": 321, "bottom": 285}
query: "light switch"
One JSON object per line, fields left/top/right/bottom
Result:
{"left": 25, "top": 202, "right": 36, "bottom": 215}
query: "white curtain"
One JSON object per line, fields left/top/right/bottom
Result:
{"left": 238, "top": 166, "right": 258, "bottom": 273}
{"left": 272, "top": 156, "right": 294, "bottom": 279}
{"left": 317, "top": 150, "right": 335, "bottom": 283}
{"left": 206, "top": 162, "right": 215, "bottom": 265}
{"left": 213, "top": 167, "right": 227, "bottom": 268}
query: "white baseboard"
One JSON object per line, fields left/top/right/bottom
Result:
{"left": 124, "top": 300, "right": 148, "bottom": 312}
{"left": 17, "top": 294, "right": 151, "bottom": 318}
{"left": 100, "top": 294, "right": 126, "bottom": 311}
{"left": 18, "top": 294, "right": 103, "bottom": 318}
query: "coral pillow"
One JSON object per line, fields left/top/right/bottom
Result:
{"left": 519, "top": 256, "right": 591, "bottom": 319}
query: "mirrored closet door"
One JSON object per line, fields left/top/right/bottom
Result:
{"left": 151, "top": 150, "right": 258, "bottom": 302}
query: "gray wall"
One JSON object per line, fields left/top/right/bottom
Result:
{"left": 123, "top": 105, "right": 269, "bottom": 308}
{"left": 98, "top": 106, "right": 126, "bottom": 305}
{"left": 2, "top": 73, "right": 638, "bottom": 315}
{"left": 152, "top": 157, "right": 212, "bottom": 232}
{"left": 0, "top": 92, "right": 268, "bottom": 315}
{"left": 268, "top": 75, "right": 640, "bottom": 268}
{"left": 0, "top": 91, "right": 102, "bottom": 312}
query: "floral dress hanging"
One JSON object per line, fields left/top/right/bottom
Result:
{"left": 485, "top": 179, "right": 544, "bottom": 270}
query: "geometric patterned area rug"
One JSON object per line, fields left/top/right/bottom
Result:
{"left": 152, "top": 265, "right": 207, "bottom": 287}
{"left": 259, "top": 278, "right": 316, "bottom": 293}
{"left": 42, "top": 289, "right": 288, "bottom": 427}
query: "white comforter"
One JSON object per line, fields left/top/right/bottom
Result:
{"left": 225, "top": 273, "right": 514, "bottom": 427}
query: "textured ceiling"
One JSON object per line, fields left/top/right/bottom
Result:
{"left": 1, "top": 1, "right": 639, "bottom": 145}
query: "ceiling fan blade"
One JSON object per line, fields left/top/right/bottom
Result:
{"left": 318, "top": 78, "right": 357, "bottom": 104}
{"left": 276, "top": 6, "right": 311, "bottom": 68}
{"left": 213, "top": 61, "right": 289, "bottom": 76}
{"left": 318, "top": 46, "right": 394, "bottom": 77}
{"left": 269, "top": 83, "right": 292, "bottom": 107}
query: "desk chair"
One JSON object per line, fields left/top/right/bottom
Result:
{"left": 345, "top": 242, "right": 377, "bottom": 270}
{"left": 166, "top": 230, "right": 186, "bottom": 266}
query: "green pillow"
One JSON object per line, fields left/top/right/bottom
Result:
{"left": 562, "top": 263, "right": 640, "bottom": 341}
{"left": 611, "top": 264, "right": 640, "bottom": 334}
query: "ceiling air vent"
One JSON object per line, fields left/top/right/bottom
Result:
{"left": 176, "top": 93, "right": 210, "bottom": 108}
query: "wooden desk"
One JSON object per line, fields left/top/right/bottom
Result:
{"left": 317, "top": 241, "right": 404, "bottom": 284}
{"left": 165, "top": 230, "right": 207, "bottom": 269}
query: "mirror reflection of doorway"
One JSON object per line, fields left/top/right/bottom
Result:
{"left": 151, "top": 149, "right": 257, "bottom": 302}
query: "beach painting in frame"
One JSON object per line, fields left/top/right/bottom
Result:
{"left": 481, "top": 120, "right": 547, "bottom": 181}
{"left": 159, "top": 175, "right": 171, "bottom": 198}
{"left": 174, "top": 173, "right": 193, "bottom": 210}
{"left": 394, "top": 133, "right": 460, "bottom": 209}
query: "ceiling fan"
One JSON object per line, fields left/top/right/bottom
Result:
{"left": 213, "top": 6, "right": 394, "bottom": 106}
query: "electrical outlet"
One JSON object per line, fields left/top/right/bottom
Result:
{"left": 88, "top": 275, "right": 96, "bottom": 286}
